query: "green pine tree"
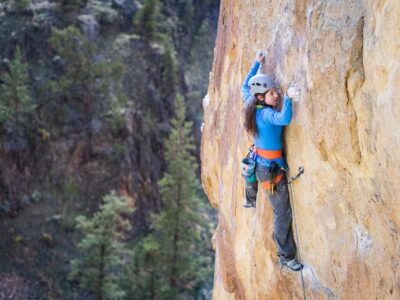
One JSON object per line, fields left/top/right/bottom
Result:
{"left": 160, "top": 40, "right": 177, "bottom": 100}
{"left": 46, "top": 26, "right": 125, "bottom": 218}
{"left": 125, "top": 234, "right": 161, "bottom": 300}
{"left": 0, "top": 47, "right": 34, "bottom": 126}
{"left": 133, "top": 0, "right": 159, "bottom": 42}
{"left": 151, "top": 94, "right": 212, "bottom": 299}
{"left": 48, "top": 26, "right": 124, "bottom": 159}
{"left": 12, "top": 0, "right": 30, "bottom": 12}
{"left": 70, "top": 191, "right": 133, "bottom": 300}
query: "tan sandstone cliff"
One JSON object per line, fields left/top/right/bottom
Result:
{"left": 201, "top": 0, "right": 400, "bottom": 299}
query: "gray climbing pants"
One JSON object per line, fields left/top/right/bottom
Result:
{"left": 245, "top": 165, "right": 297, "bottom": 260}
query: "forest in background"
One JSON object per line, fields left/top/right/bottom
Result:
{"left": 0, "top": 0, "right": 219, "bottom": 298}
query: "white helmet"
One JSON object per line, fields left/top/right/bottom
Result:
{"left": 248, "top": 74, "right": 276, "bottom": 96}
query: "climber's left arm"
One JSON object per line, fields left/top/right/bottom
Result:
{"left": 260, "top": 94, "right": 293, "bottom": 125}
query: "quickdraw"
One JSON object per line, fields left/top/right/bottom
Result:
{"left": 287, "top": 166, "right": 304, "bottom": 184}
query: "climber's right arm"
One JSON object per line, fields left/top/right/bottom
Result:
{"left": 241, "top": 61, "right": 260, "bottom": 102}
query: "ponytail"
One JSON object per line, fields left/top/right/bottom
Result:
{"left": 243, "top": 97, "right": 258, "bottom": 136}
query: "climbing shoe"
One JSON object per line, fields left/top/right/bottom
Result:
{"left": 279, "top": 258, "right": 303, "bottom": 271}
{"left": 243, "top": 198, "right": 256, "bottom": 208}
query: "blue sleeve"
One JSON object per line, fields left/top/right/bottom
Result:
{"left": 241, "top": 61, "right": 260, "bottom": 102}
{"left": 260, "top": 94, "right": 293, "bottom": 125}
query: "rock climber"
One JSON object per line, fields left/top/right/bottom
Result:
{"left": 241, "top": 49, "right": 303, "bottom": 271}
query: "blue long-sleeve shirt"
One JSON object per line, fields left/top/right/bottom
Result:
{"left": 241, "top": 61, "right": 293, "bottom": 151}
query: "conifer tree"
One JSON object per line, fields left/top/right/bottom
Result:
{"left": 70, "top": 191, "right": 132, "bottom": 300}
{"left": 0, "top": 47, "right": 34, "bottom": 126}
{"left": 160, "top": 40, "right": 177, "bottom": 101}
{"left": 12, "top": 0, "right": 30, "bottom": 12}
{"left": 48, "top": 26, "right": 124, "bottom": 160}
{"left": 133, "top": 0, "right": 159, "bottom": 42}
{"left": 46, "top": 26, "right": 125, "bottom": 219}
{"left": 126, "top": 234, "right": 161, "bottom": 300}
{"left": 150, "top": 94, "right": 212, "bottom": 299}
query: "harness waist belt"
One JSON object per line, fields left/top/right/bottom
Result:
{"left": 255, "top": 148, "right": 283, "bottom": 159}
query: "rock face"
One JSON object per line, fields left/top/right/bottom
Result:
{"left": 201, "top": 1, "right": 400, "bottom": 299}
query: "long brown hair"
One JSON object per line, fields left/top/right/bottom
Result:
{"left": 244, "top": 96, "right": 270, "bottom": 136}
{"left": 244, "top": 97, "right": 258, "bottom": 136}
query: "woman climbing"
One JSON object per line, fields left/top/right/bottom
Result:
{"left": 241, "top": 49, "right": 303, "bottom": 271}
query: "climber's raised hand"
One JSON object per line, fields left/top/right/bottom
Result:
{"left": 255, "top": 49, "right": 266, "bottom": 63}
{"left": 287, "top": 81, "right": 301, "bottom": 101}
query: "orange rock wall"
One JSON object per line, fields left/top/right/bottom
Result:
{"left": 201, "top": 1, "right": 400, "bottom": 299}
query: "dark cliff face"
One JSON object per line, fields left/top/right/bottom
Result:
{"left": 0, "top": 0, "right": 219, "bottom": 297}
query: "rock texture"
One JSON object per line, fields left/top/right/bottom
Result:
{"left": 201, "top": 0, "right": 400, "bottom": 299}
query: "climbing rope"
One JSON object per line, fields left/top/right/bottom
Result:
{"left": 287, "top": 166, "right": 306, "bottom": 300}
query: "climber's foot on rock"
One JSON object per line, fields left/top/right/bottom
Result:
{"left": 243, "top": 198, "right": 256, "bottom": 208}
{"left": 279, "top": 258, "right": 303, "bottom": 271}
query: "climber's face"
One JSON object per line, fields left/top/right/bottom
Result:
{"left": 256, "top": 88, "right": 278, "bottom": 106}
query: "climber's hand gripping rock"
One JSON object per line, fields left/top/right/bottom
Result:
{"left": 255, "top": 49, "right": 266, "bottom": 63}
{"left": 287, "top": 81, "right": 301, "bottom": 101}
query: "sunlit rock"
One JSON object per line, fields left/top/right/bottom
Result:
{"left": 201, "top": 1, "right": 400, "bottom": 299}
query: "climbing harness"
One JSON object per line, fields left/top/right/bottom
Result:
{"left": 254, "top": 148, "right": 285, "bottom": 195}
{"left": 287, "top": 166, "right": 307, "bottom": 300}
{"left": 262, "top": 162, "right": 284, "bottom": 195}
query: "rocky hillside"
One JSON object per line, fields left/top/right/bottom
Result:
{"left": 201, "top": 0, "right": 400, "bottom": 299}
{"left": 0, "top": 0, "right": 219, "bottom": 298}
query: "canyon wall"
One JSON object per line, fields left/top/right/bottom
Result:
{"left": 201, "top": 0, "right": 400, "bottom": 299}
